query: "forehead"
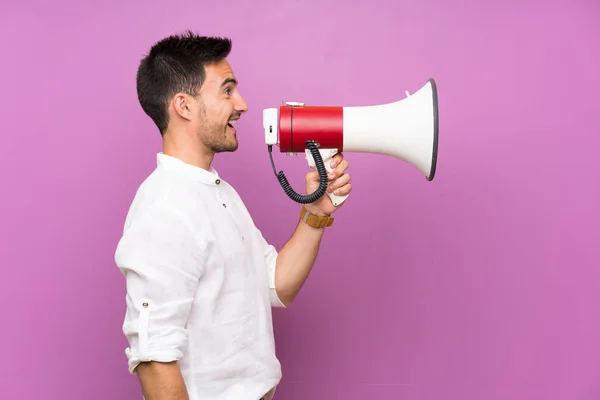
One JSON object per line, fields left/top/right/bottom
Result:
{"left": 203, "top": 59, "right": 237, "bottom": 87}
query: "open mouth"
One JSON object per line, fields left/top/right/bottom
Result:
{"left": 227, "top": 119, "right": 238, "bottom": 129}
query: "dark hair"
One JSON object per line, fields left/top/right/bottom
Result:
{"left": 136, "top": 31, "right": 232, "bottom": 134}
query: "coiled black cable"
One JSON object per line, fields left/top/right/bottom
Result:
{"left": 268, "top": 140, "right": 329, "bottom": 204}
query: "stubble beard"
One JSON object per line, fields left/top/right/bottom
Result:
{"left": 196, "top": 103, "right": 239, "bottom": 154}
{"left": 201, "top": 124, "right": 238, "bottom": 153}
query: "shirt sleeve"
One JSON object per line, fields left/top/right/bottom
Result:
{"left": 256, "top": 229, "right": 287, "bottom": 308}
{"left": 114, "top": 204, "right": 207, "bottom": 374}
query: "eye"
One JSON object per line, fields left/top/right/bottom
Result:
{"left": 224, "top": 87, "right": 232, "bottom": 96}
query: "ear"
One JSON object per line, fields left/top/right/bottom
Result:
{"left": 172, "top": 93, "right": 193, "bottom": 121}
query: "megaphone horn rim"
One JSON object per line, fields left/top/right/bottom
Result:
{"left": 426, "top": 77, "right": 439, "bottom": 182}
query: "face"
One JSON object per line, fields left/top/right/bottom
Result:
{"left": 189, "top": 59, "right": 248, "bottom": 153}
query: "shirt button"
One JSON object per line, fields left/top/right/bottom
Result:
{"left": 215, "top": 179, "right": 221, "bottom": 184}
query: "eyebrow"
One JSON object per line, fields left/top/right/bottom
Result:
{"left": 221, "top": 77, "right": 238, "bottom": 87}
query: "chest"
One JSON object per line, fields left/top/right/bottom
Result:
{"left": 198, "top": 185, "right": 262, "bottom": 269}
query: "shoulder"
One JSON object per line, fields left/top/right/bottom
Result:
{"left": 128, "top": 169, "right": 199, "bottom": 217}
{"left": 114, "top": 175, "right": 203, "bottom": 264}
{"left": 116, "top": 170, "right": 204, "bottom": 246}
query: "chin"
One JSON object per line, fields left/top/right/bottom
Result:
{"left": 229, "top": 135, "right": 239, "bottom": 150}
{"left": 214, "top": 141, "right": 238, "bottom": 153}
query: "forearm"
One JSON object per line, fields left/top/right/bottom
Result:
{"left": 136, "top": 361, "right": 189, "bottom": 400}
{"left": 274, "top": 217, "right": 326, "bottom": 306}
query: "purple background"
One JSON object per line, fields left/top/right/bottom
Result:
{"left": 1, "top": 0, "right": 599, "bottom": 399}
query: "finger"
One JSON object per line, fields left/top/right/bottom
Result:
{"left": 328, "top": 159, "right": 349, "bottom": 180}
{"left": 306, "top": 170, "right": 320, "bottom": 182}
{"left": 328, "top": 173, "right": 351, "bottom": 193}
{"left": 330, "top": 153, "right": 344, "bottom": 169}
{"left": 332, "top": 183, "right": 352, "bottom": 196}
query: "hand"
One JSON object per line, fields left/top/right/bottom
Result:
{"left": 304, "top": 153, "right": 352, "bottom": 217}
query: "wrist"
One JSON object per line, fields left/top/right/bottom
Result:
{"left": 302, "top": 204, "right": 329, "bottom": 217}
{"left": 300, "top": 205, "right": 334, "bottom": 228}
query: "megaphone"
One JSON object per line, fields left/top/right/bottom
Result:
{"left": 263, "top": 78, "right": 439, "bottom": 207}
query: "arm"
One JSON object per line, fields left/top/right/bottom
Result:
{"left": 115, "top": 203, "right": 206, "bottom": 399}
{"left": 271, "top": 153, "right": 351, "bottom": 306}
{"left": 272, "top": 216, "right": 326, "bottom": 306}
{"left": 136, "top": 361, "right": 189, "bottom": 400}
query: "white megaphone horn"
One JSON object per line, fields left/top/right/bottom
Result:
{"left": 263, "top": 78, "right": 439, "bottom": 207}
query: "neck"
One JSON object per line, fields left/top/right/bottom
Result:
{"left": 162, "top": 131, "right": 214, "bottom": 171}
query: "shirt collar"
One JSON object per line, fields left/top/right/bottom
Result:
{"left": 156, "top": 153, "right": 222, "bottom": 186}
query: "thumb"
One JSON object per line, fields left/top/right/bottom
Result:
{"left": 305, "top": 169, "right": 320, "bottom": 183}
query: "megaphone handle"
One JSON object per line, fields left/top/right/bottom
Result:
{"left": 305, "top": 148, "right": 350, "bottom": 207}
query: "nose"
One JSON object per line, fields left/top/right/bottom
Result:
{"left": 235, "top": 92, "right": 248, "bottom": 113}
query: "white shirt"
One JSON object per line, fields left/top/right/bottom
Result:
{"left": 114, "top": 153, "right": 286, "bottom": 400}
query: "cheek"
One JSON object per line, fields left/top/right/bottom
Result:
{"left": 222, "top": 101, "right": 234, "bottom": 114}
{"left": 201, "top": 100, "right": 233, "bottom": 123}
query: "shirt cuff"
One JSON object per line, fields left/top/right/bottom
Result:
{"left": 270, "top": 288, "right": 287, "bottom": 308}
{"left": 265, "top": 245, "right": 287, "bottom": 308}
{"left": 125, "top": 347, "right": 184, "bottom": 374}
{"left": 122, "top": 300, "right": 190, "bottom": 373}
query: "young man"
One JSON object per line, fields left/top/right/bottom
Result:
{"left": 114, "top": 31, "right": 352, "bottom": 400}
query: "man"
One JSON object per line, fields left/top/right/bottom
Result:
{"left": 114, "top": 31, "right": 352, "bottom": 400}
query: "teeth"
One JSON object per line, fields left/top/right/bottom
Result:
{"left": 228, "top": 120, "right": 237, "bottom": 125}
